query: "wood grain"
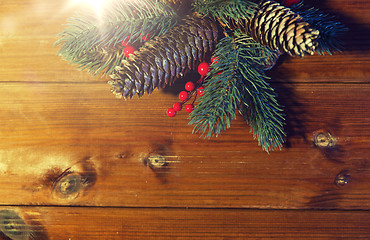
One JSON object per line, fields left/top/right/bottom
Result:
{"left": 0, "top": 0, "right": 369, "bottom": 239}
{"left": 0, "top": 207, "right": 369, "bottom": 240}
{"left": 0, "top": 83, "right": 368, "bottom": 209}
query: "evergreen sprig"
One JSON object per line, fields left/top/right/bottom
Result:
{"left": 293, "top": 5, "right": 347, "bottom": 55}
{"left": 192, "top": 0, "right": 258, "bottom": 30}
{"left": 189, "top": 32, "right": 285, "bottom": 152}
{"left": 54, "top": 0, "right": 178, "bottom": 75}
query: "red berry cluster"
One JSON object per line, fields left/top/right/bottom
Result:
{"left": 121, "top": 36, "right": 136, "bottom": 58}
{"left": 167, "top": 62, "right": 209, "bottom": 117}
{"left": 121, "top": 33, "right": 153, "bottom": 58}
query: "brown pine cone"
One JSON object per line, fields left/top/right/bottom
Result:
{"left": 217, "top": 0, "right": 320, "bottom": 57}
{"left": 108, "top": 16, "right": 221, "bottom": 99}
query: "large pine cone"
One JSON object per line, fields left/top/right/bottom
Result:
{"left": 109, "top": 16, "right": 220, "bottom": 99}
{"left": 250, "top": 0, "right": 319, "bottom": 56}
{"left": 225, "top": 0, "right": 319, "bottom": 57}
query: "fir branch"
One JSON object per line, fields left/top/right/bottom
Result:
{"left": 192, "top": 0, "right": 258, "bottom": 30}
{"left": 55, "top": 0, "right": 178, "bottom": 75}
{"left": 75, "top": 46, "right": 125, "bottom": 76}
{"left": 292, "top": 5, "right": 347, "bottom": 55}
{"left": 161, "top": 0, "right": 192, "bottom": 16}
{"left": 188, "top": 46, "right": 242, "bottom": 138}
{"left": 189, "top": 32, "right": 285, "bottom": 152}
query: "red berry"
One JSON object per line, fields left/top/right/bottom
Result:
{"left": 282, "top": 0, "right": 301, "bottom": 7}
{"left": 185, "top": 104, "right": 194, "bottom": 113}
{"left": 173, "top": 102, "right": 182, "bottom": 112}
{"left": 124, "top": 46, "right": 136, "bottom": 58}
{"left": 211, "top": 56, "right": 218, "bottom": 64}
{"left": 185, "top": 81, "right": 195, "bottom": 91}
{"left": 142, "top": 32, "right": 152, "bottom": 41}
{"left": 198, "top": 62, "right": 210, "bottom": 76}
{"left": 179, "top": 91, "right": 188, "bottom": 101}
{"left": 167, "top": 108, "right": 176, "bottom": 117}
{"left": 121, "top": 35, "right": 131, "bottom": 46}
{"left": 197, "top": 87, "right": 205, "bottom": 96}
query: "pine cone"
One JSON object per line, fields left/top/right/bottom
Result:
{"left": 250, "top": 0, "right": 319, "bottom": 56}
{"left": 225, "top": 0, "right": 319, "bottom": 57}
{"left": 108, "top": 16, "right": 220, "bottom": 99}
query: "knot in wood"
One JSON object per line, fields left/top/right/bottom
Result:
{"left": 55, "top": 173, "right": 83, "bottom": 198}
{"left": 147, "top": 154, "right": 167, "bottom": 169}
{"left": 334, "top": 170, "right": 351, "bottom": 186}
{"left": 314, "top": 131, "right": 337, "bottom": 148}
{"left": 0, "top": 209, "right": 30, "bottom": 240}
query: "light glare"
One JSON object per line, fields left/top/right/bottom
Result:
{"left": 69, "top": 0, "right": 107, "bottom": 13}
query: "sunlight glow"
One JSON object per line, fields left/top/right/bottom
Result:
{"left": 69, "top": 0, "right": 108, "bottom": 14}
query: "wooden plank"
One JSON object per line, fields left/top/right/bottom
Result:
{"left": 0, "top": 0, "right": 369, "bottom": 84}
{"left": 0, "top": 1, "right": 368, "bottom": 239}
{"left": 0, "top": 207, "right": 369, "bottom": 240}
{"left": 0, "top": 82, "right": 368, "bottom": 209}
{"left": 0, "top": 82, "right": 369, "bottom": 145}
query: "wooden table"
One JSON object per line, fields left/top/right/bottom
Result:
{"left": 0, "top": 0, "right": 369, "bottom": 239}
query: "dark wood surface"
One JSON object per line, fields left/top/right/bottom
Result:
{"left": 0, "top": 0, "right": 369, "bottom": 239}
{"left": 3, "top": 207, "right": 370, "bottom": 240}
